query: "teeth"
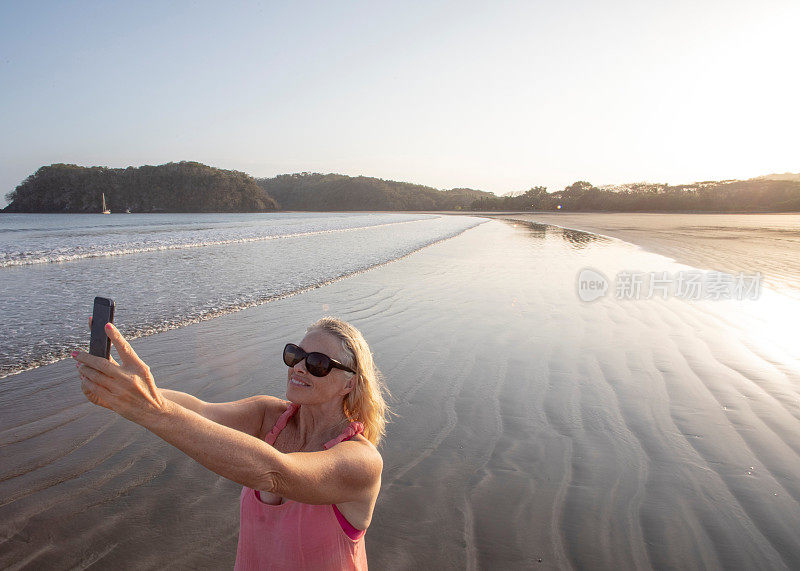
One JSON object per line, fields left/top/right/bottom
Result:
{"left": 290, "top": 378, "right": 310, "bottom": 387}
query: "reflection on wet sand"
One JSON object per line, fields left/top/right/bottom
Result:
{"left": 494, "top": 213, "right": 800, "bottom": 298}
{"left": 505, "top": 219, "right": 611, "bottom": 249}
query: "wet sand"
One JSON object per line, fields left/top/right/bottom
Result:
{"left": 2, "top": 219, "right": 800, "bottom": 569}
{"left": 489, "top": 212, "right": 800, "bottom": 299}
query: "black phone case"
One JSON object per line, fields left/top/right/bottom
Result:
{"left": 90, "top": 297, "right": 115, "bottom": 358}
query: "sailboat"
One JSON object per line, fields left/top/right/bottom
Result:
{"left": 101, "top": 193, "right": 111, "bottom": 214}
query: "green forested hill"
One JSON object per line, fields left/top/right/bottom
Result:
{"left": 470, "top": 179, "right": 800, "bottom": 212}
{"left": 2, "top": 162, "right": 279, "bottom": 213}
{"left": 7, "top": 162, "right": 798, "bottom": 214}
{"left": 255, "top": 173, "right": 494, "bottom": 211}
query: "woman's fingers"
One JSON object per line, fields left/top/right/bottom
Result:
{"left": 77, "top": 362, "right": 114, "bottom": 390}
{"left": 78, "top": 365, "right": 114, "bottom": 398}
{"left": 104, "top": 323, "right": 141, "bottom": 366}
{"left": 81, "top": 375, "right": 114, "bottom": 409}
{"left": 73, "top": 350, "right": 117, "bottom": 377}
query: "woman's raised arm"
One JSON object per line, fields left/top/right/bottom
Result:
{"left": 159, "top": 390, "right": 279, "bottom": 438}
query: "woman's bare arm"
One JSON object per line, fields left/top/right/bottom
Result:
{"left": 271, "top": 439, "right": 383, "bottom": 505}
{"left": 158, "top": 389, "right": 279, "bottom": 437}
{"left": 158, "top": 389, "right": 205, "bottom": 413}
{"left": 144, "top": 399, "right": 381, "bottom": 505}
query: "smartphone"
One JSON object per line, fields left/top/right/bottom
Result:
{"left": 90, "top": 296, "right": 115, "bottom": 358}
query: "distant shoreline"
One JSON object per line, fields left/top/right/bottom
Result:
{"left": 4, "top": 209, "right": 800, "bottom": 215}
{"left": 457, "top": 209, "right": 800, "bottom": 215}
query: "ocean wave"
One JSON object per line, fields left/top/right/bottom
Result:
{"left": 0, "top": 218, "right": 485, "bottom": 379}
{"left": 0, "top": 217, "right": 433, "bottom": 268}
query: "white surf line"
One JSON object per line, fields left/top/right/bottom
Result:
{"left": 0, "top": 216, "right": 439, "bottom": 267}
{"left": 0, "top": 219, "right": 487, "bottom": 380}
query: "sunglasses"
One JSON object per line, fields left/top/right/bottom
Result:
{"left": 283, "top": 343, "right": 356, "bottom": 377}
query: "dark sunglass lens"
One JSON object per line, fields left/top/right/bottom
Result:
{"left": 305, "top": 352, "right": 332, "bottom": 377}
{"left": 283, "top": 344, "right": 305, "bottom": 367}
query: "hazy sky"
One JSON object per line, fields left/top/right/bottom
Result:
{"left": 1, "top": 0, "right": 798, "bottom": 205}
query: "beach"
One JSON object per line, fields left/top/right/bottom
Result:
{"left": 488, "top": 212, "right": 800, "bottom": 299}
{"left": 2, "top": 218, "right": 800, "bottom": 569}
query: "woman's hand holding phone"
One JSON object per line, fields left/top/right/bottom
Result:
{"left": 73, "top": 322, "right": 165, "bottom": 423}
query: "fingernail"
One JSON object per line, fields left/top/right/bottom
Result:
{"left": 71, "top": 351, "right": 78, "bottom": 358}
{"left": 105, "top": 323, "right": 112, "bottom": 330}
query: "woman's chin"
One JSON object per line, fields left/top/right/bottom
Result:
{"left": 286, "top": 381, "right": 310, "bottom": 399}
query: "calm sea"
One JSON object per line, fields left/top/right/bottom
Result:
{"left": 0, "top": 212, "right": 484, "bottom": 377}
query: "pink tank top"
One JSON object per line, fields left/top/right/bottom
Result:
{"left": 234, "top": 402, "right": 369, "bottom": 570}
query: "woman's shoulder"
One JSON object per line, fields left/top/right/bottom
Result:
{"left": 256, "top": 396, "right": 294, "bottom": 440}
{"left": 336, "top": 433, "right": 383, "bottom": 471}
{"left": 257, "top": 395, "right": 291, "bottom": 418}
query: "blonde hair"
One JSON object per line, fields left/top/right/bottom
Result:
{"left": 308, "top": 317, "right": 390, "bottom": 446}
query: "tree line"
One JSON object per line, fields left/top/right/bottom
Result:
{"left": 2, "top": 162, "right": 279, "bottom": 213}
{"left": 2, "top": 165, "right": 492, "bottom": 213}
{"left": 470, "top": 180, "right": 800, "bottom": 212}
{"left": 255, "top": 173, "right": 492, "bottom": 211}
{"left": 4, "top": 162, "right": 799, "bottom": 214}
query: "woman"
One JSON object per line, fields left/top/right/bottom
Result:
{"left": 74, "top": 316, "right": 388, "bottom": 570}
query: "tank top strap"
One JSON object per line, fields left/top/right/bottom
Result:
{"left": 264, "top": 402, "right": 300, "bottom": 445}
{"left": 324, "top": 421, "right": 364, "bottom": 449}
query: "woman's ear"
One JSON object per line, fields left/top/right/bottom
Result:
{"left": 342, "top": 374, "right": 356, "bottom": 395}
